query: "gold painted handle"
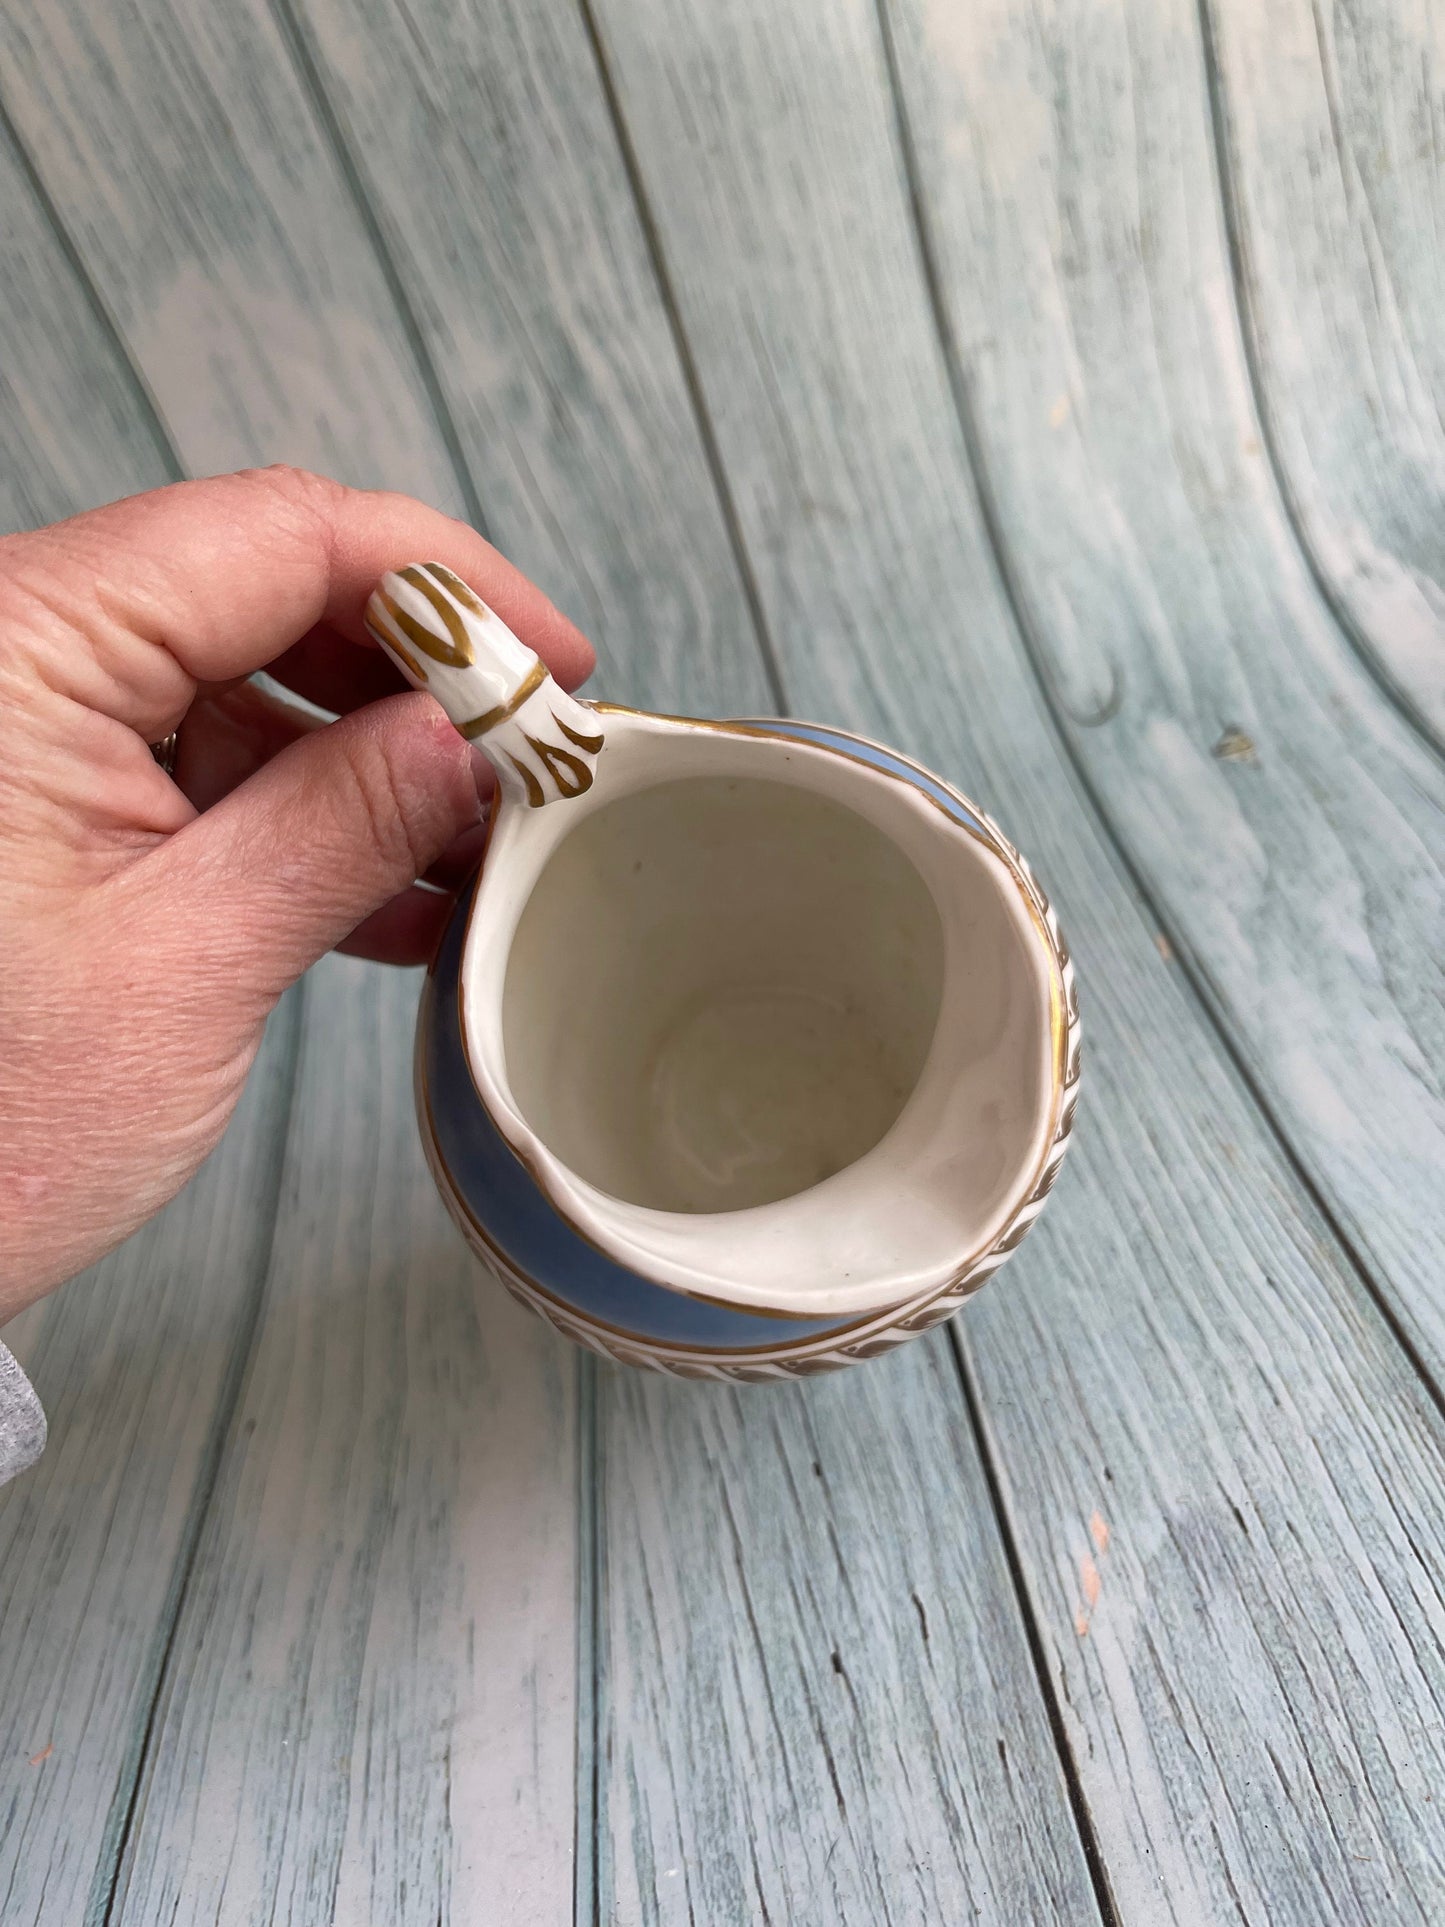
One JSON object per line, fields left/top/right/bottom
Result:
{"left": 364, "top": 562, "right": 603, "bottom": 806}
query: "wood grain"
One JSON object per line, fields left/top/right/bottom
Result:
{"left": 0, "top": 102, "right": 174, "bottom": 531}
{"left": 285, "top": 0, "right": 768, "bottom": 713}
{"left": 0, "top": 6, "right": 608, "bottom": 1916}
{"left": 0, "top": 125, "right": 298, "bottom": 1924}
{"left": 1206, "top": 0, "right": 1445, "bottom": 744}
{"left": 4, "top": 0, "right": 1444, "bottom": 1917}
{"left": 584, "top": 0, "right": 1445, "bottom": 1915}
{"left": 108, "top": 961, "right": 581, "bottom": 1926}
{"left": 883, "top": 0, "right": 1445, "bottom": 1380}
{"left": 0, "top": 997, "right": 300, "bottom": 1927}
{"left": 250, "top": 11, "right": 1107, "bottom": 1918}
{"left": 0, "top": 0, "right": 467, "bottom": 504}
{"left": 599, "top": 1346, "right": 1100, "bottom": 1926}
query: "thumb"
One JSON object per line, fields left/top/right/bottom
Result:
{"left": 146, "top": 691, "right": 481, "bottom": 1003}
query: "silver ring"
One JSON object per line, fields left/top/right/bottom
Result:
{"left": 150, "top": 730, "right": 180, "bottom": 777}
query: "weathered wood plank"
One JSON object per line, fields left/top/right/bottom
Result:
{"left": 8, "top": 0, "right": 1442, "bottom": 1920}
{"left": 0, "top": 0, "right": 804, "bottom": 1913}
{"left": 600, "top": 1347, "right": 1099, "bottom": 1926}
{"left": 107, "top": 960, "right": 582, "bottom": 1926}
{"left": 584, "top": 0, "right": 1445, "bottom": 1915}
{"left": 0, "top": 107, "right": 304, "bottom": 1927}
{"left": 0, "top": 0, "right": 467, "bottom": 505}
{"left": 1206, "top": 0, "right": 1445, "bottom": 744}
{"left": 0, "top": 3, "right": 589, "bottom": 1914}
{"left": 883, "top": 0, "right": 1445, "bottom": 1382}
{"left": 273, "top": 7, "right": 1105, "bottom": 1919}
{"left": 0, "top": 996, "right": 300, "bottom": 1927}
{"left": 286, "top": 0, "right": 767, "bottom": 713}
{"left": 0, "top": 0, "right": 788, "bottom": 1910}
{"left": 0, "top": 101, "right": 175, "bottom": 530}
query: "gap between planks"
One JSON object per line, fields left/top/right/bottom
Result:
{"left": 573, "top": 1353, "right": 603, "bottom": 1927}
{"left": 1190, "top": 0, "right": 1445, "bottom": 766}
{"left": 92, "top": 987, "right": 308, "bottom": 1925}
{"left": 946, "top": 1328, "right": 1126, "bottom": 1927}
{"left": 0, "top": 79, "right": 181, "bottom": 487}
{"left": 573, "top": 0, "right": 788, "bottom": 715}
{"left": 869, "top": 0, "right": 1445, "bottom": 1440}
{"left": 562, "top": 16, "right": 1113, "bottom": 1906}
{"left": 263, "top": 0, "right": 491, "bottom": 537}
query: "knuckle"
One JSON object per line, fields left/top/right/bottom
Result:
{"left": 0, "top": 541, "right": 88, "bottom": 677}
{"left": 233, "top": 465, "right": 348, "bottom": 554}
{"left": 243, "top": 462, "right": 344, "bottom": 504}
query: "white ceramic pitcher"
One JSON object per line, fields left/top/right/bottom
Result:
{"left": 368, "top": 563, "right": 1079, "bottom": 1379}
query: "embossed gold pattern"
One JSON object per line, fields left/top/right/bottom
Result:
{"left": 375, "top": 586, "right": 474, "bottom": 671}
{"left": 555, "top": 713, "right": 605, "bottom": 754}
{"left": 504, "top": 751, "right": 546, "bottom": 808}
{"left": 366, "top": 562, "right": 606, "bottom": 804}
{"left": 396, "top": 565, "right": 476, "bottom": 663}
{"left": 456, "top": 661, "right": 547, "bottom": 739}
{"left": 364, "top": 602, "right": 427, "bottom": 681}
{"left": 423, "top": 560, "right": 490, "bottom": 618}
{"left": 521, "top": 728, "right": 595, "bottom": 799}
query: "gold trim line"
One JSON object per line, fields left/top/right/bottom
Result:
{"left": 457, "top": 660, "right": 548, "bottom": 738}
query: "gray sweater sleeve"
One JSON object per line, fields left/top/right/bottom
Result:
{"left": 0, "top": 1341, "right": 46, "bottom": 1485}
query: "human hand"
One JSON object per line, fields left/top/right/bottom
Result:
{"left": 0, "top": 467, "right": 591, "bottom": 1317}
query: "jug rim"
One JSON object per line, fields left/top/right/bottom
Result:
{"left": 452, "top": 708, "right": 1079, "bottom": 1321}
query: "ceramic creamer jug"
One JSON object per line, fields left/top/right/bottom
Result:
{"left": 366, "top": 564, "right": 1079, "bottom": 1378}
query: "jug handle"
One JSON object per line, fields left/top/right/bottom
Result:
{"left": 364, "top": 561, "right": 604, "bottom": 806}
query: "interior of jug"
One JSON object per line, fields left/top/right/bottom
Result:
{"left": 462, "top": 714, "right": 1060, "bottom": 1317}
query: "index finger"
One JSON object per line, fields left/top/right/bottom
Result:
{"left": 3, "top": 466, "right": 594, "bottom": 736}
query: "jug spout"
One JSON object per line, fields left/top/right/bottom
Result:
{"left": 364, "top": 561, "right": 603, "bottom": 806}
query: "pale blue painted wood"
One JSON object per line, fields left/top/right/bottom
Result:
{"left": 119, "top": 3, "right": 1104, "bottom": 1920}
{"left": 0, "top": 0, "right": 582, "bottom": 1912}
{"left": 582, "top": 0, "right": 1445, "bottom": 1918}
{"left": 288, "top": 0, "right": 776, "bottom": 718}
{"left": 881, "top": 0, "right": 1445, "bottom": 1389}
{"left": 1206, "top": 0, "right": 1445, "bottom": 747}
{"left": 0, "top": 0, "right": 1443, "bottom": 1920}
{"left": 0, "top": 100, "right": 175, "bottom": 528}
{"left": 108, "top": 962, "right": 584, "bottom": 1926}
{"left": 598, "top": 1345, "right": 1101, "bottom": 1925}
{"left": 0, "top": 101, "right": 307, "bottom": 1927}
{"left": 0, "top": 0, "right": 469, "bottom": 508}
{"left": 0, "top": 1000, "right": 301, "bottom": 1927}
